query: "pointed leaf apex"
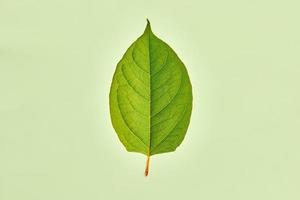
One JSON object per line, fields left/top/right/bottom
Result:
{"left": 145, "top": 19, "right": 152, "bottom": 33}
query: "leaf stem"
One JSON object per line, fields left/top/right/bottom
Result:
{"left": 144, "top": 155, "right": 150, "bottom": 176}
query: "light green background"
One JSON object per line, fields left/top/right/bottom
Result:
{"left": 1, "top": 0, "right": 299, "bottom": 199}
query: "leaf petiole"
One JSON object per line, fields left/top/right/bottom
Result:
{"left": 144, "top": 155, "right": 150, "bottom": 176}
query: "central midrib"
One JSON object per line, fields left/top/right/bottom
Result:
{"left": 148, "top": 29, "right": 152, "bottom": 156}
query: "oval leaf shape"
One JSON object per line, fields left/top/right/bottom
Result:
{"left": 109, "top": 20, "right": 193, "bottom": 176}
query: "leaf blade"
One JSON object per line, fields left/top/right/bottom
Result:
{"left": 109, "top": 20, "right": 193, "bottom": 157}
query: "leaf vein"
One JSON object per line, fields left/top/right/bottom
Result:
{"left": 116, "top": 87, "right": 148, "bottom": 149}
{"left": 151, "top": 104, "right": 189, "bottom": 153}
{"left": 132, "top": 44, "right": 150, "bottom": 74}
{"left": 151, "top": 68, "right": 183, "bottom": 118}
{"left": 120, "top": 64, "right": 149, "bottom": 101}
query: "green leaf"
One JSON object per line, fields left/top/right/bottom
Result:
{"left": 109, "top": 20, "right": 193, "bottom": 176}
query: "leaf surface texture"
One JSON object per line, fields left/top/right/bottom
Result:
{"left": 109, "top": 21, "right": 193, "bottom": 156}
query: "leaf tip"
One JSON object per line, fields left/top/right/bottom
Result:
{"left": 145, "top": 18, "right": 152, "bottom": 33}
